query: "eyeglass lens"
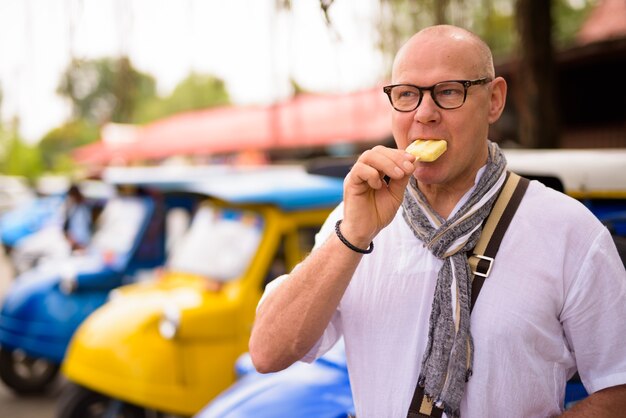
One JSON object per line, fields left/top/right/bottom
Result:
{"left": 390, "top": 81, "right": 467, "bottom": 110}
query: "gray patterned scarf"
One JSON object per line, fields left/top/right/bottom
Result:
{"left": 401, "top": 141, "right": 507, "bottom": 418}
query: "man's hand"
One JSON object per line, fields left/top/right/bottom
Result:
{"left": 341, "top": 145, "right": 417, "bottom": 248}
{"left": 249, "top": 145, "right": 416, "bottom": 373}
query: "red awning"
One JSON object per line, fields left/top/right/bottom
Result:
{"left": 577, "top": 0, "right": 626, "bottom": 45}
{"left": 73, "top": 86, "right": 392, "bottom": 165}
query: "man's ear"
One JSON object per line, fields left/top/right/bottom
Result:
{"left": 487, "top": 76, "right": 507, "bottom": 124}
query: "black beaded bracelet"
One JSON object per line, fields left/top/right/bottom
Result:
{"left": 334, "top": 220, "right": 374, "bottom": 254}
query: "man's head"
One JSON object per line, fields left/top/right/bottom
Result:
{"left": 67, "top": 184, "right": 84, "bottom": 203}
{"left": 388, "top": 25, "right": 507, "bottom": 188}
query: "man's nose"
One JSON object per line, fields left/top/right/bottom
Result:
{"left": 413, "top": 91, "right": 440, "bottom": 124}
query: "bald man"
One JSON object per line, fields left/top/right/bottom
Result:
{"left": 249, "top": 25, "right": 626, "bottom": 418}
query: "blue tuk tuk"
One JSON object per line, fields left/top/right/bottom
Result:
{"left": 56, "top": 165, "right": 344, "bottom": 418}
{"left": 0, "top": 169, "right": 205, "bottom": 394}
{"left": 1, "top": 180, "right": 112, "bottom": 275}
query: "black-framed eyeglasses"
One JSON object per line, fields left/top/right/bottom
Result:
{"left": 383, "top": 78, "right": 492, "bottom": 111}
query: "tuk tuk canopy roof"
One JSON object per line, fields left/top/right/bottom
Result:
{"left": 74, "top": 86, "right": 391, "bottom": 165}
{"left": 103, "top": 165, "right": 344, "bottom": 211}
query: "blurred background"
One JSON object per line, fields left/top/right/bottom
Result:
{"left": 0, "top": 1, "right": 625, "bottom": 417}
{"left": 0, "top": 0, "right": 624, "bottom": 185}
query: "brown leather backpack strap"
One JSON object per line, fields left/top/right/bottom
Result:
{"left": 408, "top": 383, "right": 444, "bottom": 418}
{"left": 468, "top": 172, "right": 529, "bottom": 312}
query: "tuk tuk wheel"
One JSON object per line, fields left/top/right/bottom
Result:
{"left": 0, "top": 347, "right": 60, "bottom": 394}
{"left": 57, "top": 382, "right": 145, "bottom": 418}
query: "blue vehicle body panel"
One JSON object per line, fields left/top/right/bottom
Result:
{"left": 195, "top": 346, "right": 354, "bottom": 418}
{"left": 0, "top": 195, "right": 64, "bottom": 248}
{"left": 0, "top": 270, "right": 109, "bottom": 362}
{"left": 584, "top": 204, "right": 626, "bottom": 236}
{"left": 0, "top": 197, "right": 158, "bottom": 365}
{"left": 564, "top": 380, "right": 588, "bottom": 409}
{"left": 196, "top": 343, "right": 588, "bottom": 418}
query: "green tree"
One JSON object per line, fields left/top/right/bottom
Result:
{"left": 471, "top": 1, "right": 516, "bottom": 58}
{"left": 0, "top": 125, "right": 44, "bottom": 181}
{"left": 50, "top": 56, "right": 158, "bottom": 173}
{"left": 133, "top": 73, "right": 230, "bottom": 123}
{"left": 50, "top": 58, "right": 229, "bottom": 171}
{"left": 322, "top": 0, "right": 597, "bottom": 148}
{"left": 373, "top": 0, "right": 594, "bottom": 68}
{"left": 374, "top": 1, "right": 519, "bottom": 77}
{"left": 553, "top": 0, "right": 596, "bottom": 48}
{"left": 57, "top": 56, "right": 157, "bottom": 125}
{"left": 1, "top": 74, "right": 46, "bottom": 178}
{"left": 38, "top": 119, "right": 100, "bottom": 173}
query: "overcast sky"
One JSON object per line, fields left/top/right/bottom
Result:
{"left": 0, "top": 0, "right": 384, "bottom": 143}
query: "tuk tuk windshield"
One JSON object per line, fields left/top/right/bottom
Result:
{"left": 167, "top": 204, "right": 264, "bottom": 282}
{"left": 91, "top": 197, "right": 149, "bottom": 255}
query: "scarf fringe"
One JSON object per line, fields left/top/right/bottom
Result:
{"left": 417, "top": 379, "right": 463, "bottom": 418}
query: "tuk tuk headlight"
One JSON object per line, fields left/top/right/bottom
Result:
{"left": 158, "top": 304, "right": 181, "bottom": 340}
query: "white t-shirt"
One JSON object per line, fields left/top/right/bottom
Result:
{"left": 263, "top": 180, "right": 626, "bottom": 418}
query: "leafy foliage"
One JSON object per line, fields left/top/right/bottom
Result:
{"left": 57, "top": 56, "right": 157, "bottom": 125}
{"left": 38, "top": 120, "right": 100, "bottom": 173}
{"left": 43, "top": 58, "right": 230, "bottom": 174}
{"left": 0, "top": 126, "right": 44, "bottom": 180}
{"left": 373, "top": 0, "right": 596, "bottom": 74}
{"left": 133, "top": 73, "right": 230, "bottom": 124}
{"left": 553, "top": 0, "right": 596, "bottom": 48}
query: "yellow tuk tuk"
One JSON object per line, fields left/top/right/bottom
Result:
{"left": 58, "top": 165, "right": 343, "bottom": 417}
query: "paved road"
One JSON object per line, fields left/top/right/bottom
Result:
{"left": 0, "top": 376, "right": 63, "bottom": 418}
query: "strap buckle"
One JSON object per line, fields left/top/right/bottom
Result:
{"left": 471, "top": 254, "right": 494, "bottom": 278}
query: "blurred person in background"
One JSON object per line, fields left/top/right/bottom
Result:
{"left": 63, "top": 184, "right": 92, "bottom": 251}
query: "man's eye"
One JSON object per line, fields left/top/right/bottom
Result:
{"left": 439, "top": 88, "right": 462, "bottom": 96}
{"left": 397, "top": 90, "right": 417, "bottom": 98}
